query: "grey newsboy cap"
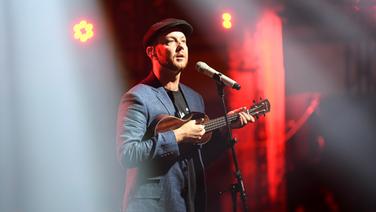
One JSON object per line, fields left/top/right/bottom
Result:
{"left": 142, "top": 18, "right": 193, "bottom": 48}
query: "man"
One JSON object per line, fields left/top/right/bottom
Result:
{"left": 117, "top": 18, "right": 254, "bottom": 212}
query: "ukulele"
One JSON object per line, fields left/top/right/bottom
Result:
{"left": 152, "top": 99, "right": 270, "bottom": 144}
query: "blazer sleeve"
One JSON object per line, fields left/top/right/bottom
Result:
{"left": 116, "top": 91, "right": 180, "bottom": 169}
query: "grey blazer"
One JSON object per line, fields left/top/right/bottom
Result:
{"left": 117, "top": 72, "right": 206, "bottom": 212}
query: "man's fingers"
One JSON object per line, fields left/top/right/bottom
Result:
{"left": 238, "top": 112, "right": 256, "bottom": 127}
{"left": 249, "top": 114, "right": 255, "bottom": 122}
{"left": 240, "top": 111, "right": 255, "bottom": 123}
{"left": 230, "top": 106, "right": 247, "bottom": 114}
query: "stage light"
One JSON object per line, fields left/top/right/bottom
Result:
{"left": 73, "top": 20, "right": 94, "bottom": 42}
{"left": 222, "top": 12, "right": 232, "bottom": 29}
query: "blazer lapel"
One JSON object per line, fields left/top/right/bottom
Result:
{"left": 180, "top": 84, "right": 198, "bottom": 112}
{"left": 155, "top": 87, "right": 175, "bottom": 115}
{"left": 141, "top": 71, "right": 175, "bottom": 115}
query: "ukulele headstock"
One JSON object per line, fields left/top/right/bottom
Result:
{"left": 249, "top": 99, "right": 271, "bottom": 119}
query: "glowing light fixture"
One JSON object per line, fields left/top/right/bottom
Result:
{"left": 73, "top": 20, "right": 94, "bottom": 42}
{"left": 222, "top": 12, "right": 232, "bottom": 29}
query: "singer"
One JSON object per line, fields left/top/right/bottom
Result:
{"left": 116, "top": 18, "right": 254, "bottom": 212}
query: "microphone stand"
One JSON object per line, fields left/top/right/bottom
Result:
{"left": 214, "top": 74, "right": 249, "bottom": 212}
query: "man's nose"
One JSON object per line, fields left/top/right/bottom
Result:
{"left": 176, "top": 42, "right": 185, "bottom": 51}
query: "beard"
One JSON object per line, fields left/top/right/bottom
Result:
{"left": 158, "top": 56, "right": 188, "bottom": 73}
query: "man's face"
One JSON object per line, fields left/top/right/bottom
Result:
{"left": 153, "top": 30, "right": 188, "bottom": 72}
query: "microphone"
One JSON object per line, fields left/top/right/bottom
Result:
{"left": 196, "top": 61, "right": 241, "bottom": 90}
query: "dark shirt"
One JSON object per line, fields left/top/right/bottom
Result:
{"left": 166, "top": 88, "right": 190, "bottom": 118}
{"left": 166, "top": 88, "right": 198, "bottom": 211}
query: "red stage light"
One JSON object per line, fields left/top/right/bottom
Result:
{"left": 73, "top": 20, "right": 94, "bottom": 43}
{"left": 222, "top": 12, "right": 232, "bottom": 29}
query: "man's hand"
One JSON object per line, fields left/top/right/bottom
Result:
{"left": 229, "top": 107, "right": 255, "bottom": 129}
{"left": 173, "top": 120, "right": 205, "bottom": 143}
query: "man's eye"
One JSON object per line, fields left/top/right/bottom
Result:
{"left": 165, "top": 40, "right": 175, "bottom": 44}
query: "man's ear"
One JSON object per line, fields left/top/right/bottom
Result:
{"left": 146, "top": 46, "right": 155, "bottom": 59}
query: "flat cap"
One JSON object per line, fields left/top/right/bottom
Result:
{"left": 143, "top": 18, "right": 193, "bottom": 48}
